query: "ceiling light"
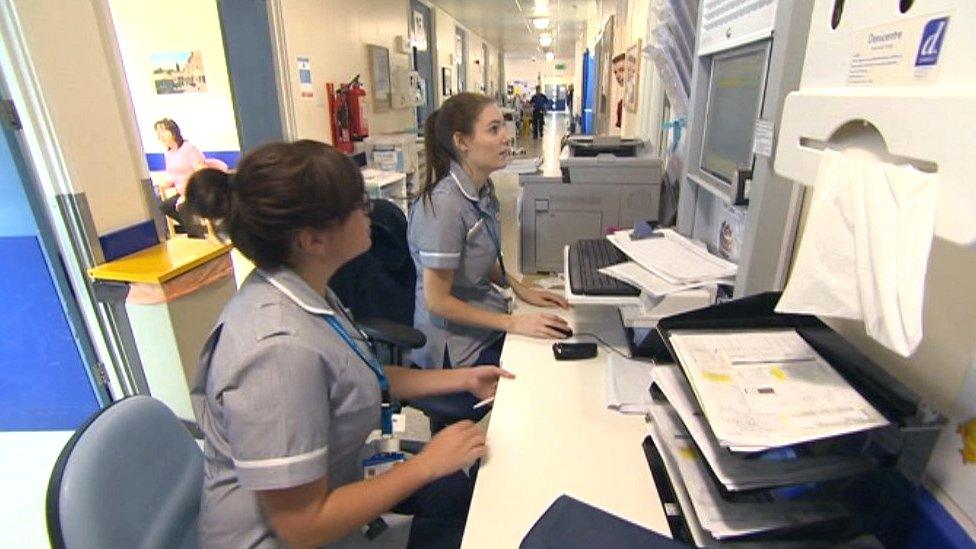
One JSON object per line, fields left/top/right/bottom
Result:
{"left": 539, "top": 34, "right": 553, "bottom": 47}
{"left": 545, "top": 51, "right": 555, "bottom": 62}
{"left": 532, "top": 17, "right": 550, "bottom": 30}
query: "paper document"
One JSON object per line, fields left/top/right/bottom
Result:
{"left": 648, "top": 402, "right": 848, "bottom": 539}
{"left": 604, "top": 354, "right": 656, "bottom": 414}
{"left": 599, "top": 261, "right": 728, "bottom": 297}
{"left": 668, "top": 329, "right": 888, "bottom": 450}
{"left": 652, "top": 365, "right": 876, "bottom": 490}
{"left": 607, "top": 229, "right": 736, "bottom": 284}
{"left": 775, "top": 148, "right": 937, "bottom": 357}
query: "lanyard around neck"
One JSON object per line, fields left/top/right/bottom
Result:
{"left": 450, "top": 172, "right": 507, "bottom": 284}
{"left": 322, "top": 315, "right": 394, "bottom": 437}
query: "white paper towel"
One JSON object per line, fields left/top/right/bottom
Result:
{"left": 776, "top": 148, "right": 937, "bottom": 357}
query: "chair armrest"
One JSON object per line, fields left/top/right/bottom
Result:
{"left": 358, "top": 318, "right": 426, "bottom": 350}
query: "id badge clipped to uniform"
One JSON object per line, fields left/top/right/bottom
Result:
{"left": 363, "top": 437, "right": 406, "bottom": 478}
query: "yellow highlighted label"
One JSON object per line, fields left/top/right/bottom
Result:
{"left": 770, "top": 367, "right": 787, "bottom": 381}
{"left": 679, "top": 447, "right": 697, "bottom": 460}
{"left": 702, "top": 371, "right": 732, "bottom": 383}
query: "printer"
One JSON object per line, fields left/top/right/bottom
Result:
{"left": 518, "top": 136, "right": 663, "bottom": 273}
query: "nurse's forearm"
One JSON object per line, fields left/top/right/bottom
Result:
{"left": 429, "top": 293, "right": 513, "bottom": 332}
{"left": 384, "top": 366, "right": 469, "bottom": 400}
{"left": 262, "top": 461, "right": 433, "bottom": 548}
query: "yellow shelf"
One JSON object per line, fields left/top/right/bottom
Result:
{"left": 89, "top": 238, "right": 232, "bottom": 284}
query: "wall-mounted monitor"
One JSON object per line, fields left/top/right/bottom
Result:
{"left": 687, "top": 40, "right": 770, "bottom": 205}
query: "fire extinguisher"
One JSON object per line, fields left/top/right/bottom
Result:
{"left": 345, "top": 74, "right": 369, "bottom": 141}
{"left": 326, "top": 82, "right": 353, "bottom": 154}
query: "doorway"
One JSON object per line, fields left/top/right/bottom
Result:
{"left": 0, "top": 93, "right": 105, "bottom": 430}
{"left": 410, "top": 0, "right": 437, "bottom": 130}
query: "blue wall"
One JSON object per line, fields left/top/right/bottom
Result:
{"left": 0, "top": 129, "right": 99, "bottom": 431}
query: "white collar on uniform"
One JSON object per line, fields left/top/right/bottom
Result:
{"left": 448, "top": 162, "right": 484, "bottom": 202}
{"left": 257, "top": 267, "right": 336, "bottom": 316}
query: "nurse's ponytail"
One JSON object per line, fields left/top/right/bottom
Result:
{"left": 420, "top": 92, "right": 494, "bottom": 206}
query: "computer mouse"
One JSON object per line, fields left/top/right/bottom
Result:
{"left": 553, "top": 325, "right": 574, "bottom": 338}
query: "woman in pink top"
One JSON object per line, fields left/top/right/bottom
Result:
{"left": 155, "top": 118, "right": 206, "bottom": 237}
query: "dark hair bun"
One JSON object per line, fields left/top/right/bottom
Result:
{"left": 185, "top": 168, "right": 232, "bottom": 220}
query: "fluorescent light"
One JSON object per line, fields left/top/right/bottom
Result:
{"left": 532, "top": 17, "right": 550, "bottom": 30}
{"left": 545, "top": 51, "right": 555, "bottom": 62}
{"left": 539, "top": 34, "right": 553, "bottom": 47}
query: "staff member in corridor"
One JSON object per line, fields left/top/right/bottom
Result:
{"left": 186, "top": 140, "right": 513, "bottom": 548}
{"left": 408, "top": 92, "right": 571, "bottom": 373}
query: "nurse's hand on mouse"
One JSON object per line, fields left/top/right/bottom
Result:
{"left": 416, "top": 421, "right": 487, "bottom": 480}
{"left": 507, "top": 313, "right": 572, "bottom": 339}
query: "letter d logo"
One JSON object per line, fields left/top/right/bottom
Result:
{"left": 916, "top": 17, "right": 949, "bottom": 67}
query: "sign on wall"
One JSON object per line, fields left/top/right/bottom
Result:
{"left": 150, "top": 50, "right": 208, "bottom": 95}
{"left": 297, "top": 56, "right": 313, "bottom": 98}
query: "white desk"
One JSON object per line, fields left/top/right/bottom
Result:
{"left": 461, "top": 303, "right": 668, "bottom": 548}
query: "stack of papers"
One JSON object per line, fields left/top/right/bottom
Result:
{"left": 599, "top": 261, "right": 728, "bottom": 298}
{"left": 647, "top": 401, "right": 849, "bottom": 540}
{"left": 668, "top": 330, "right": 889, "bottom": 450}
{"left": 652, "top": 365, "right": 877, "bottom": 490}
{"left": 604, "top": 354, "right": 656, "bottom": 414}
{"left": 607, "top": 229, "right": 737, "bottom": 285}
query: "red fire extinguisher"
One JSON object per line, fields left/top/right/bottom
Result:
{"left": 326, "top": 82, "right": 353, "bottom": 154}
{"left": 345, "top": 74, "right": 369, "bottom": 141}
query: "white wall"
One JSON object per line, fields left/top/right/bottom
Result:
{"left": 108, "top": 0, "right": 240, "bottom": 159}
{"left": 278, "top": 0, "right": 417, "bottom": 142}
{"left": 12, "top": 0, "right": 151, "bottom": 234}
{"left": 505, "top": 55, "right": 575, "bottom": 88}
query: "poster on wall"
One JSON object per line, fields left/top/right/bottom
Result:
{"left": 150, "top": 50, "right": 207, "bottom": 95}
{"left": 625, "top": 40, "right": 642, "bottom": 113}
{"left": 411, "top": 9, "right": 428, "bottom": 51}
{"left": 297, "top": 57, "right": 314, "bottom": 98}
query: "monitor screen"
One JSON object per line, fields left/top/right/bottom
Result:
{"left": 700, "top": 45, "right": 768, "bottom": 185}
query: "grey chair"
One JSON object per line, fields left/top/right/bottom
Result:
{"left": 46, "top": 395, "right": 203, "bottom": 549}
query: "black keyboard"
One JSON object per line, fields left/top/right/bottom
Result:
{"left": 568, "top": 239, "right": 640, "bottom": 296}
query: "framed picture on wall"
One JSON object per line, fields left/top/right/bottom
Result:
{"left": 625, "top": 39, "right": 642, "bottom": 113}
{"left": 367, "top": 45, "right": 391, "bottom": 112}
{"left": 442, "top": 67, "right": 453, "bottom": 97}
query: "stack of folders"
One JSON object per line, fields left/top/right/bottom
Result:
{"left": 646, "top": 329, "right": 891, "bottom": 545}
{"left": 602, "top": 229, "right": 736, "bottom": 296}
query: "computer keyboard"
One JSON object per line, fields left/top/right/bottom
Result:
{"left": 568, "top": 239, "right": 640, "bottom": 296}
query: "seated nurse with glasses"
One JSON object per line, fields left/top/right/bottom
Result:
{"left": 184, "top": 140, "right": 513, "bottom": 549}
{"left": 407, "top": 92, "right": 572, "bottom": 373}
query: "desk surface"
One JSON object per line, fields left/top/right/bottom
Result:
{"left": 461, "top": 303, "right": 668, "bottom": 548}
{"left": 88, "top": 238, "right": 231, "bottom": 284}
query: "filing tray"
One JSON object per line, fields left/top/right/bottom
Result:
{"left": 638, "top": 292, "right": 946, "bottom": 546}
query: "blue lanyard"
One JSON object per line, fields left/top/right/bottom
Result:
{"left": 323, "top": 315, "right": 394, "bottom": 437}
{"left": 454, "top": 173, "right": 507, "bottom": 285}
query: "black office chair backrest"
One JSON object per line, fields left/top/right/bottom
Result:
{"left": 331, "top": 198, "right": 415, "bottom": 326}
{"left": 46, "top": 396, "right": 203, "bottom": 549}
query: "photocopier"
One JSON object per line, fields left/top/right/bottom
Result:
{"left": 518, "top": 136, "right": 664, "bottom": 273}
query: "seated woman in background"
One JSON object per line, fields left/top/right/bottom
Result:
{"left": 154, "top": 118, "right": 207, "bottom": 237}
{"left": 185, "top": 140, "right": 512, "bottom": 548}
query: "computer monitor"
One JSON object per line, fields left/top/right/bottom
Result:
{"left": 695, "top": 41, "right": 770, "bottom": 203}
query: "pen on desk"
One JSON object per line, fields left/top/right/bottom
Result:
{"left": 472, "top": 397, "right": 495, "bottom": 410}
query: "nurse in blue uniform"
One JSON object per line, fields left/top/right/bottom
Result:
{"left": 186, "top": 140, "right": 513, "bottom": 548}
{"left": 408, "top": 92, "right": 571, "bottom": 371}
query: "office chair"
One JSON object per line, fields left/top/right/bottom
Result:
{"left": 46, "top": 396, "right": 203, "bottom": 549}
{"left": 330, "top": 198, "right": 494, "bottom": 434}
